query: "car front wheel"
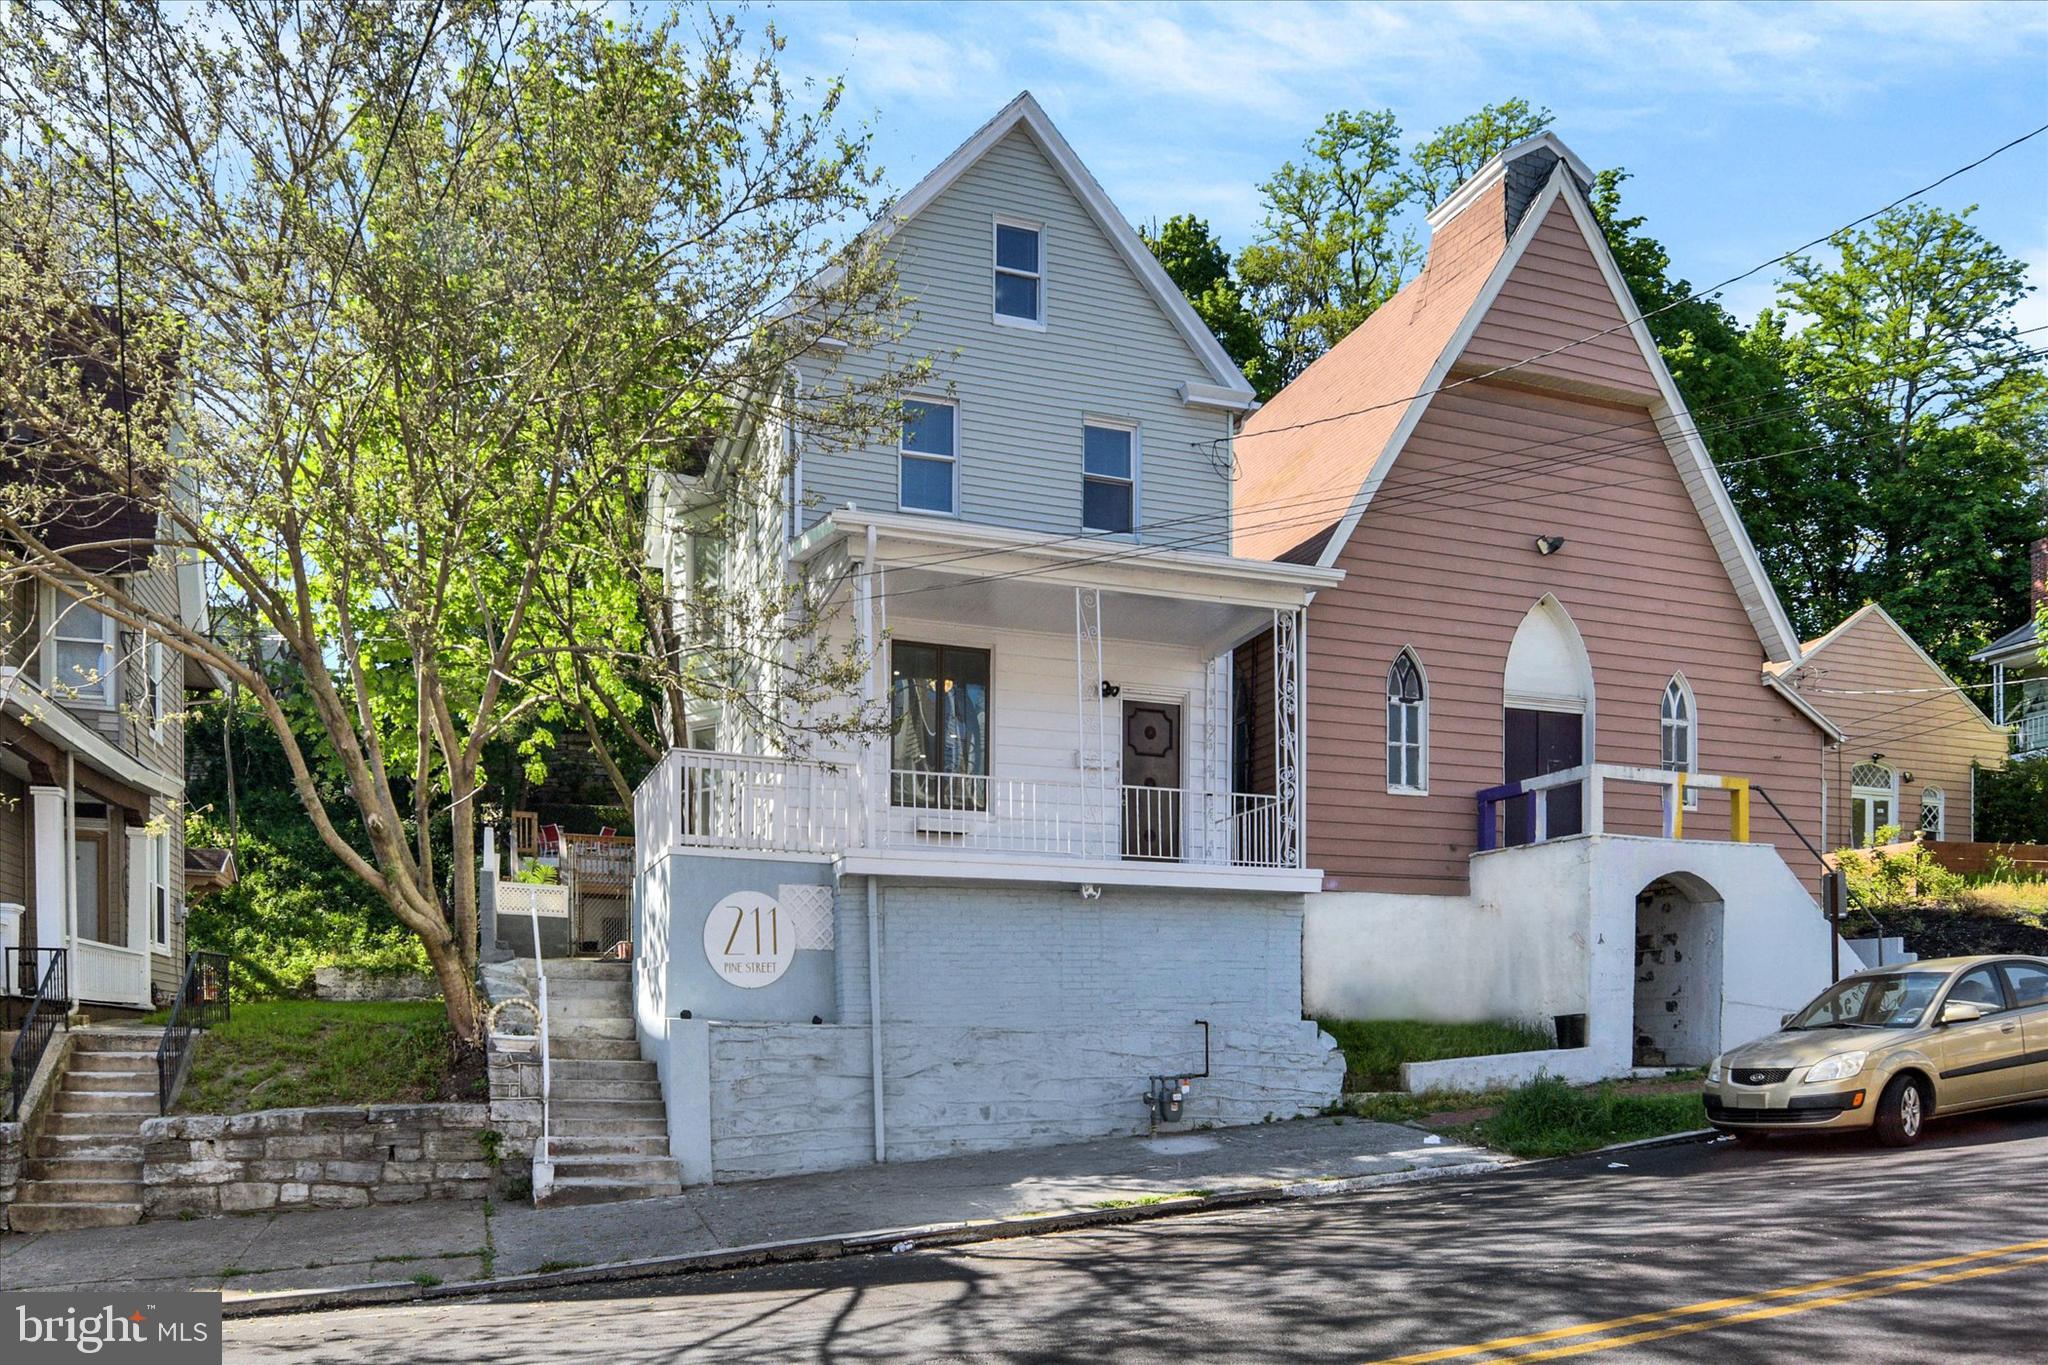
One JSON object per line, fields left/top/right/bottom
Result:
{"left": 1873, "top": 1075, "right": 1928, "bottom": 1148}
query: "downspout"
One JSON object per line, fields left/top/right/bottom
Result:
{"left": 867, "top": 877, "right": 885, "bottom": 1164}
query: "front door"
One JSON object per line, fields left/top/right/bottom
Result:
{"left": 1504, "top": 707, "right": 1584, "bottom": 845}
{"left": 1122, "top": 700, "right": 1182, "bottom": 861}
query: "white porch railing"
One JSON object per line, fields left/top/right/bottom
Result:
{"left": 677, "top": 751, "right": 858, "bottom": 854}
{"left": 1476, "top": 763, "right": 1753, "bottom": 851}
{"left": 652, "top": 750, "right": 1299, "bottom": 870}
{"left": 2017, "top": 712, "right": 2048, "bottom": 756}
{"left": 70, "top": 937, "right": 151, "bottom": 1008}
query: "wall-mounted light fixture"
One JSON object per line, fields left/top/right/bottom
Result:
{"left": 1100, "top": 681, "right": 1121, "bottom": 698}
{"left": 1534, "top": 535, "right": 1567, "bottom": 556}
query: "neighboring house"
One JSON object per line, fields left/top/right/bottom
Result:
{"left": 625, "top": 93, "right": 1342, "bottom": 1185}
{"left": 1771, "top": 604, "right": 2008, "bottom": 847}
{"left": 1971, "top": 537, "right": 2048, "bottom": 761}
{"left": 1233, "top": 133, "right": 1847, "bottom": 1081}
{"left": 1, "top": 479, "right": 212, "bottom": 1013}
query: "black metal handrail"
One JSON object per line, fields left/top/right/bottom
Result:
{"left": 156, "top": 951, "right": 229, "bottom": 1116}
{"left": 7, "top": 948, "right": 69, "bottom": 1122}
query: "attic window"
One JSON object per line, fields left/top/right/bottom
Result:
{"left": 993, "top": 220, "right": 1042, "bottom": 325}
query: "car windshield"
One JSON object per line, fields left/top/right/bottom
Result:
{"left": 1788, "top": 972, "right": 1947, "bottom": 1030}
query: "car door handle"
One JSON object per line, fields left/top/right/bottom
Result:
{"left": 2001, "top": 1023, "right": 2018, "bottom": 1033}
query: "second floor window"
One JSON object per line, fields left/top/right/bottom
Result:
{"left": 899, "top": 399, "right": 957, "bottom": 514}
{"left": 1082, "top": 425, "right": 1135, "bottom": 533}
{"left": 993, "top": 221, "right": 1042, "bottom": 323}
{"left": 51, "top": 590, "right": 116, "bottom": 705}
{"left": 891, "top": 641, "right": 990, "bottom": 807}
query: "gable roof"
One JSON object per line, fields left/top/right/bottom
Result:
{"left": 1970, "top": 617, "right": 2042, "bottom": 664}
{"left": 1232, "top": 138, "right": 1804, "bottom": 664}
{"left": 868, "top": 92, "right": 1254, "bottom": 405}
{"left": 1774, "top": 602, "right": 2006, "bottom": 740}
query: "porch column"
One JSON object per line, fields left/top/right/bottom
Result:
{"left": 1074, "top": 588, "right": 1106, "bottom": 860}
{"left": 1992, "top": 662, "right": 2005, "bottom": 725}
{"left": 0, "top": 902, "right": 19, "bottom": 995}
{"left": 1273, "top": 609, "right": 1304, "bottom": 870}
{"left": 857, "top": 525, "right": 879, "bottom": 848}
{"left": 126, "top": 826, "right": 153, "bottom": 1005}
{"left": 29, "top": 784, "right": 67, "bottom": 964}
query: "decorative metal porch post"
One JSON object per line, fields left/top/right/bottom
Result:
{"left": 1273, "top": 609, "right": 1304, "bottom": 870}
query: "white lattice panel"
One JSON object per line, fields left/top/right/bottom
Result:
{"left": 779, "top": 883, "right": 836, "bottom": 950}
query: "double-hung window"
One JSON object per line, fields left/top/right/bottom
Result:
{"left": 151, "top": 830, "right": 172, "bottom": 949}
{"left": 146, "top": 639, "right": 168, "bottom": 738}
{"left": 1386, "top": 651, "right": 1427, "bottom": 793}
{"left": 899, "top": 399, "right": 957, "bottom": 514}
{"left": 890, "top": 641, "right": 990, "bottom": 809}
{"left": 993, "top": 221, "right": 1042, "bottom": 324}
{"left": 50, "top": 588, "right": 116, "bottom": 705}
{"left": 1082, "top": 424, "right": 1136, "bottom": 533}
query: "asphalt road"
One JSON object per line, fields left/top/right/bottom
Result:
{"left": 224, "top": 1102, "right": 2048, "bottom": 1363}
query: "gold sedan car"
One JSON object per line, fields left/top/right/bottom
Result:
{"left": 1705, "top": 955, "right": 2048, "bottom": 1147}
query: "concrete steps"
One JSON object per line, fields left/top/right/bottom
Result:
{"left": 13, "top": 1031, "right": 161, "bottom": 1231}
{"left": 548, "top": 1036, "right": 643, "bottom": 1061}
{"left": 513, "top": 967, "right": 680, "bottom": 1209}
{"left": 537, "top": 1175, "right": 680, "bottom": 1206}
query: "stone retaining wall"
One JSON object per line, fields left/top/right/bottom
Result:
{"left": 140, "top": 1104, "right": 495, "bottom": 1218}
{"left": 0, "top": 1121, "right": 21, "bottom": 1231}
{"left": 311, "top": 966, "right": 441, "bottom": 1001}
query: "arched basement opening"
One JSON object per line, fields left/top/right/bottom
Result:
{"left": 1633, "top": 873, "right": 1726, "bottom": 1067}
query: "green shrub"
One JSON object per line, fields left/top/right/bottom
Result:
{"left": 1838, "top": 840, "right": 1964, "bottom": 911}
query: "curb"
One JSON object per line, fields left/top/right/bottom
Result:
{"left": 219, "top": 1157, "right": 1510, "bottom": 1319}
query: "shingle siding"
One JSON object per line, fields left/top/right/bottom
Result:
{"left": 799, "top": 128, "right": 1237, "bottom": 551}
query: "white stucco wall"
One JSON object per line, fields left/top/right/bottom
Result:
{"left": 1304, "top": 834, "right": 1845, "bottom": 1088}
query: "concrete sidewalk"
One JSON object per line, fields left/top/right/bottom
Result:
{"left": 0, "top": 1116, "right": 1496, "bottom": 1302}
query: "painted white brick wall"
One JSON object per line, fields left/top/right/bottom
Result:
{"left": 835, "top": 878, "right": 1306, "bottom": 1026}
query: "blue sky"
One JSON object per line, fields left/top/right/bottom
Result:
{"left": 747, "top": 0, "right": 2048, "bottom": 330}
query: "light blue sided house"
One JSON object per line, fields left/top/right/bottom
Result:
{"left": 633, "top": 93, "right": 1346, "bottom": 1184}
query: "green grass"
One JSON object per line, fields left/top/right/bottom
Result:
{"left": 1316, "top": 1019, "right": 1555, "bottom": 1092}
{"left": 1088, "top": 1189, "right": 1215, "bottom": 1210}
{"left": 173, "top": 1000, "right": 453, "bottom": 1114}
{"left": 1473, "top": 1077, "right": 1706, "bottom": 1158}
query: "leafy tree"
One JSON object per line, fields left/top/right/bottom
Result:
{"left": 1238, "top": 108, "right": 1417, "bottom": 385}
{"left": 1770, "top": 205, "right": 2047, "bottom": 673}
{"left": 1142, "top": 214, "right": 1274, "bottom": 397}
{"left": 1232, "top": 100, "right": 1556, "bottom": 386}
{"left": 1406, "top": 98, "right": 1554, "bottom": 210}
{"left": 0, "top": 2, "right": 908, "bottom": 1045}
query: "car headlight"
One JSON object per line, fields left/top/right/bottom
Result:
{"left": 1803, "top": 1051, "right": 1868, "bottom": 1084}
{"left": 1706, "top": 1055, "right": 1724, "bottom": 1084}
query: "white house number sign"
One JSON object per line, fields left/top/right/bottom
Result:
{"left": 703, "top": 891, "right": 794, "bottom": 988}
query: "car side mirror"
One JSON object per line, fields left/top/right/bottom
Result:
{"left": 1939, "top": 1000, "right": 1985, "bottom": 1026}
{"left": 1780, "top": 1013, "right": 1795, "bottom": 1029}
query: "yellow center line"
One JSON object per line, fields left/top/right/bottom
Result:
{"left": 1367, "top": 1235, "right": 2048, "bottom": 1365}
{"left": 1511, "top": 1251, "right": 2048, "bottom": 1360}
